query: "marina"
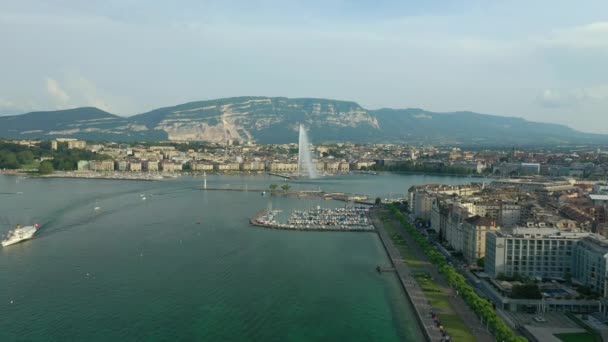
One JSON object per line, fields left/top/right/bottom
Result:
{"left": 251, "top": 206, "right": 375, "bottom": 232}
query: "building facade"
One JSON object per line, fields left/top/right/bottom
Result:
{"left": 573, "top": 236, "right": 608, "bottom": 297}
{"left": 485, "top": 228, "right": 588, "bottom": 280}
{"left": 462, "top": 215, "right": 500, "bottom": 264}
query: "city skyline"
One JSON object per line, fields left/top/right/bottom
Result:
{"left": 1, "top": 1, "right": 607, "bottom": 133}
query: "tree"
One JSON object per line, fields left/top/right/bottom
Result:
{"left": 17, "top": 150, "right": 34, "bottom": 165}
{"left": 476, "top": 257, "right": 485, "bottom": 268}
{"left": 375, "top": 197, "right": 382, "bottom": 205}
{"left": 0, "top": 151, "right": 19, "bottom": 169}
{"left": 281, "top": 184, "right": 291, "bottom": 192}
{"left": 38, "top": 160, "right": 54, "bottom": 175}
{"left": 269, "top": 184, "right": 278, "bottom": 192}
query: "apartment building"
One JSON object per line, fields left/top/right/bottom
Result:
{"left": 462, "top": 215, "right": 500, "bottom": 264}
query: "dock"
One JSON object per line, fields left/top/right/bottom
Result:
{"left": 202, "top": 187, "right": 374, "bottom": 205}
{"left": 267, "top": 172, "right": 294, "bottom": 179}
{"left": 376, "top": 265, "right": 396, "bottom": 272}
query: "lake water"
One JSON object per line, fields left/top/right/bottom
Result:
{"left": 0, "top": 173, "right": 474, "bottom": 341}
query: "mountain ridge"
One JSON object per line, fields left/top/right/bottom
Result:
{"left": 0, "top": 96, "right": 604, "bottom": 145}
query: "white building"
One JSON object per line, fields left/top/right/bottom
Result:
{"left": 485, "top": 228, "right": 589, "bottom": 280}
{"left": 573, "top": 236, "right": 608, "bottom": 297}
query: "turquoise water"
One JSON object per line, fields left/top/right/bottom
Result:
{"left": 0, "top": 173, "right": 472, "bottom": 341}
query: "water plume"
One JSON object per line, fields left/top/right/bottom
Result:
{"left": 298, "top": 124, "right": 317, "bottom": 179}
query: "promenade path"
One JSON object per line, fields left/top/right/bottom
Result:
{"left": 373, "top": 207, "right": 495, "bottom": 342}
{"left": 371, "top": 208, "right": 444, "bottom": 341}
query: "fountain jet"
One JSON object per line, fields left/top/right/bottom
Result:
{"left": 298, "top": 124, "right": 318, "bottom": 179}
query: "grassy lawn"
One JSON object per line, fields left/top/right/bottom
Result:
{"left": 416, "top": 276, "right": 450, "bottom": 309}
{"left": 415, "top": 274, "right": 475, "bottom": 341}
{"left": 555, "top": 332, "right": 599, "bottom": 342}
{"left": 440, "top": 314, "right": 477, "bottom": 342}
{"left": 378, "top": 211, "right": 475, "bottom": 342}
{"left": 20, "top": 161, "right": 40, "bottom": 170}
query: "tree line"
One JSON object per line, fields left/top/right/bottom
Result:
{"left": 388, "top": 204, "right": 526, "bottom": 342}
{"left": 0, "top": 141, "right": 111, "bottom": 174}
{"left": 369, "top": 161, "right": 475, "bottom": 175}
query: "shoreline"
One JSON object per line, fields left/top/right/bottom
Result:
{"left": 205, "top": 188, "right": 373, "bottom": 205}
{"left": 370, "top": 207, "right": 443, "bottom": 342}
{"left": 0, "top": 168, "right": 494, "bottom": 179}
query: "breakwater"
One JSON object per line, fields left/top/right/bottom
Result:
{"left": 203, "top": 187, "right": 373, "bottom": 204}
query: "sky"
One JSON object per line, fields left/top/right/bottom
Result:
{"left": 1, "top": 0, "right": 607, "bottom": 133}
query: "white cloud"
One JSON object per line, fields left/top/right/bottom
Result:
{"left": 542, "top": 21, "right": 608, "bottom": 49}
{"left": 66, "top": 74, "right": 112, "bottom": 112}
{"left": 580, "top": 85, "right": 608, "bottom": 100}
{"left": 46, "top": 78, "right": 70, "bottom": 105}
{"left": 538, "top": 89, "right": 570, "bottom": 108}
{"left": 538, "top": 85, "right": 608, "bottom": 108}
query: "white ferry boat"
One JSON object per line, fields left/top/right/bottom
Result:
{"left": 2, "top": 224, "right": 39, "bottom": 247}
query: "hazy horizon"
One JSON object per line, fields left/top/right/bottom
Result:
{"left": 1, "top": 1, "right": 607, "bottom": 133}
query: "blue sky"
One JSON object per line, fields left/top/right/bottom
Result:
{"left": 1, "top": 0, "right": 607, "bottom": 132}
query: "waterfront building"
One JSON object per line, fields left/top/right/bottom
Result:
{"left": 409, "top": 184, "right": 481, "bottom": 220}
{"left": 444, "top": 204, "right": 469, "bottom": 252}
{"left": 143, "top": 160, "right": 159, "bottom": 172}
{"left": 493, "top": 162, "right": 540, "bottom": 176}
{"left": 410, "top": 189, "right": 435, "bottom": 220}
{"left": 240, "top": 160, "right": 265, "bottom": 171}
{"left": 214, "top": 162, "right": 240, "bottom": 171}
{"left": 338, "top": 162, "right": 350, "bottom": 173}
{"left": 267, "top": 162, "right": 298, "bottom": 172}
{"left": 324, "top": 161, "right": 340, "bottom": 173}
{"left": 349, "top": 160, "right": 376, "bottom": 170}
{"left": 490, "top": 179, "right": 575, "bottom": 193}
{"left": 89, "top": 160, "right": 115, "bottom": 171}
{"left": 430, "top": 199, "right": 450, "bottom": 237}
{"left": 160, "top": 160, "right": 182, "bottom": 172}
{"left": 189, "top": 161, "right": 214, "bottom": 171}
{"left": 116, "top": 160, "right": 128, "bottom": 171}
{"left": 468, "top": 202, "right": 522, "bottom": 228}
{"left": 462, "top": 215, "right": 500, "bottom": 264}
{"left": 573, "top": 236, "right": 608, "bottom": 297}
{"left": 485, "top": 228, "right": 589, "bottom": 280}
{"left": 128, "top": 160, "right": 142, "bottom": 172}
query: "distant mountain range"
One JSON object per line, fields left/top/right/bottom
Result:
{"left": 0, "top": 96, "right": 605, "bottom": 145}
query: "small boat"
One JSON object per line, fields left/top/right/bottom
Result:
{"left": 2, "top": 224, "right": 40, "bottom": 247}
{"left": 94, "top": 206, "right": 101, "bottom": 211}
